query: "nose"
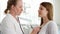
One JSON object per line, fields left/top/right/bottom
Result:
{"left": 38, "top": 10, "right": 40, "bottom": 13}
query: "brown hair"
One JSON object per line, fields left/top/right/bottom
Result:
{"left": 4, "top": 0, "right": 17, "bottom": 14}
{"left": 40, "top": 2, "right": 53, "bottom": 25}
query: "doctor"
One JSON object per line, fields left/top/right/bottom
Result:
{"left": 1, "top": 0, "right": 24, "bottom": 34}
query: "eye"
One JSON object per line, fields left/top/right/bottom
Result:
{"left": 40, "top": 7, "right": 43, "bottom": 10}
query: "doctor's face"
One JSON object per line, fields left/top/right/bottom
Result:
{"left": 13, "top": 0, "right": 23, "bottom": 15}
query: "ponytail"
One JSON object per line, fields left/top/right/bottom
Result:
{"left": 4, "top": 9, "right": 8, "bottom": 14}
{"left": 4, "top": 0, "right": 17, "bottom": 14}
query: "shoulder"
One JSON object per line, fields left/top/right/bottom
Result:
{"left": 2, "top": 14, "right": 13, "bottom": 22}
{"left": 2, "top": 14, "right": 10, "bottom": 20}
{"left": 47, "top": 21, "right": 58, "bottom": 30}
{"left": 48, "top": 21, "right": 58, "bottom": 27}
{"left": 46, "top": 21, "right": 58, "bottom": 34}
{"left": 1, "top": 14, "right": 13, "bottom": 25}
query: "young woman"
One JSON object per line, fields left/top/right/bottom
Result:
{"left": 1, "top": 0, "right": 24, "bottom": 34}
{"left": 31, "top": 2, "right": 58, "bottom": 34}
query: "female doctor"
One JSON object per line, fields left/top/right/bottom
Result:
{"left": 31, "top": 2, "right": 58, "bottom": 34}
{"left": 1, "top": 0, "right": 24, "bottom": 34}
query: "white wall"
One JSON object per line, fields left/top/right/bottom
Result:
{"left": 54, "top": 0, "right": 60, "bottom": 25}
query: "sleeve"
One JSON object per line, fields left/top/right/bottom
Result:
{"left": 47, "top": 22, "right": 58, "bottom": 34}
{"left": 1, "top": 19, "right": 17, "bottom": 34}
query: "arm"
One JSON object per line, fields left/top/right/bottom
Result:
{"left": 1, "top": 20, "right": 17, "bottom": 34}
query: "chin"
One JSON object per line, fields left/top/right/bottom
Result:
{"left": 17, "top": 12, "right": 22, "bottom": 15}
{"left": 38, "top": 15, "right": 41, "bottom": 17}
{"left": 39, "top": 15, "right": 42, "bottom": 17}
{"left": 17, "top": 14, "right": 20, "bottom": 16}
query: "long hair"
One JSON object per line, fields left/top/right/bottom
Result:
{"left": 40, "top": 2, "right": 53, "bottom": 26}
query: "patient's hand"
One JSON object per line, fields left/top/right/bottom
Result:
{"left": 31, "top": 26, "right": 41, "bottom": 34}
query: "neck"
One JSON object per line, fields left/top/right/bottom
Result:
{"left": 43, "top": 16, "right": 49, "bottom": 24}
{"left": 9, "top": 10, "right": 16, "bottom": 19}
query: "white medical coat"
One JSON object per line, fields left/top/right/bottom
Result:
{"left": 1, "top": 14, "right": 23, "bottom": 34}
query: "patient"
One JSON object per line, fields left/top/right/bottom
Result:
{"left": 31, "top": 2, "right": 58, "bottom": 34}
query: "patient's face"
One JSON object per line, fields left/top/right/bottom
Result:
{"left": 38, "top": 5, "right": 48, "bottom": 17}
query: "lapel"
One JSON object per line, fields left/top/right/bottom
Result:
{"left": 7, "top": 14, "right": 21, "bottom": 32}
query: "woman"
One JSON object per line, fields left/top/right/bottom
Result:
{"left": 1, "top": 0, "right": 24, "bottom": 34}
{"left": 31, "top": 2, "right": 58, "bottom": 34}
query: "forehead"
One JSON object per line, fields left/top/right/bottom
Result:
{"left": 40, "top": 5, "right": 44, "bottom": 8}
{"left": 40, "top": 5, "right": 46, "bottom": 9}
{"left": 16, "top": 0, "right": 23, "bottom": 6}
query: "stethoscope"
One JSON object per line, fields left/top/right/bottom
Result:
{"left": 17, "top": 17, "right": 24, "bottom": 34}
{"left": 17, "top": 17, "right": 41, "bottom": 34}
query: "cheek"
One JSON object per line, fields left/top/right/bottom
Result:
{"left": 17, "top": 7, "right": 23, "bottom": 14}
{"left": 41, "top": 9, "right": 46, "bottom": 14}
{"left": 14, "top": 7, "right": 20, "bottom": 14}
{"left": 18, "top": 7, "right": 23, "bottom": 11}
{"left": 14, "top": 8, "right": 17, "bottom": 13}
{"left": 39, "top": 10, "right": 46, "bottom": 16}
{"left": 16, "top": 7, "right": 21, "bottom": 12}
{"left": 16, "top": 7, "right": 19, "bottom": 11}
{"left": 40, "top": 10, "right": 44, "bottom": 15}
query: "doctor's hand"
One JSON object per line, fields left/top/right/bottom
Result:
{"left": 31, "top": 26, "right": 41, "bottom": 34}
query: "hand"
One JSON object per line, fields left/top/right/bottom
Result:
{"left": 31, "top": 26, "right": 41, "bottom": 34}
